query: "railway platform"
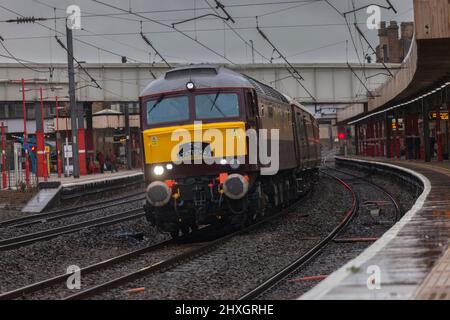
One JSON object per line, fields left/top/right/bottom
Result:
{"left": 42, "top": 170, "right": 143, "bottom": 188}
{"left": 22, "top": 170, "right": 143, "bottom": 213}
{"left": 302, "top": 156, "right": 450, "bottom": 300}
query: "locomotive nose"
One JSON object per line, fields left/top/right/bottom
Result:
{"left": 146, "top": 181, "right": 172, "bottom": 207}
{"left": 223, "top": 174, "right": 249, "bottom": 200}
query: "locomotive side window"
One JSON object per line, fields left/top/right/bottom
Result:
{"left": 147, "top": 95, "right": 189, "bottom": 125}
{"left": 246, "top": 92, "right": 255, "bottom": 119}
{"left": 268, "top": 105, "right": 274, "bottom": 118}
{"left": 195, "top": 93, "right": 239, "bottom": 119}
{"left": 305, "top": 116, "right": 315, "bottom": 144}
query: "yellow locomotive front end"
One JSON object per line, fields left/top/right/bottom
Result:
{"left": 139, "top": 66, "right": 260, "bottom": 237}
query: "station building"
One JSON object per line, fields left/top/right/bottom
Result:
{"left": 0, "top": 62, "right": 400, "bottom": 181}
{"left": 338, "top": 0, "right": 450, "bottom": 163}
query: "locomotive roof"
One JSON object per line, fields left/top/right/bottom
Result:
{"left": 140, "top": 65, "right": 289, "bottom": 103}
{"left": 140, "top": 65, "right": 253, "bottom": 96}
{"left": 283, "top": 94, "right": 314, "bottom": 116}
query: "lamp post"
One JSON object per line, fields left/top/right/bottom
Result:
{"left": 21, "top": 85, "right": 62, "bottom": 181}
{"left": 44, "top": 95, "right": 64, "bottom": 178}
{"left": 21, "top": 79, "right": 30, "bottom": 186}
{"left": 5, "top": 78, "right": 48, "bottom": 187}
{"left": 1, "top": 122, "right": 6, "bottom": 189}
{"left": 55, "top": 96, "right": 61, "bottom": 178}
{"left": 39, "top": 87, "right": 47, "bottom": 182}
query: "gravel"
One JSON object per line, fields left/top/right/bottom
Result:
{"left": 85, "top": 175, "right": 353, "bottom": 300}
{"left": 0, "top": 163, "right": 418, "bottom": 301}
{"left": 0, "top": 185, "right": 144, "bottom": 224}
{"left": 0, "top": 217, "right": 168, "bottom": 294}
{"left": 257, "top": 163, "right": 419, "bottom": 299}
{"left": 0, "top": 196, "right": 144, "bottom": 240}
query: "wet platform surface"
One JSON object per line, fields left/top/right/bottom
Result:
{"left": 22, "top": 170, "right": 143, "bottom": 213}
{"left": 45, "top": 170, "right": 143, "bottom": 187}
{"left": 302, "top": 157, "right": 450, "bottom": 300}
{"left": 22, "top": 186, "right": 62, "bottom": 213}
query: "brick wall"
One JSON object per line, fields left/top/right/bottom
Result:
{"left": 376, "top": 21, "right": 414, "bottom": 63}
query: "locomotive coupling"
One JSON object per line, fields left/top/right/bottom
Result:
{"left": 222, "top": 174, "right": 249, "bottom": 200}
{"left": 146, "top": 181, "right": 172, "bottom": 207}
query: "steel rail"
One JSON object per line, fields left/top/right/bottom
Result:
{"left": 0, "top": 191, "right": 144, "bottom": 229}
{"left": 62, "top": 196, "right": 312, "bottom": 300}
{"left": 0, "top": 209, "right": 145, "bottom": 251}
{"left": 327, "top": 166, "right": 401, "bottom": 221}
{"left": 12, "top": 196, "right": 145, "bottom": 228}
{"left": 0, "top": 239, "right": 174, "bottom": 300}
{"left": 238, "top": 170, "right": 358, "bottom": 300}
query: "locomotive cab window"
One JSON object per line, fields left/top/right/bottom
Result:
{"left": 195, "top": 92, "right": 239, "bottom": 119}
{"left": 146, "top": 95, "right": 189, "bottom": 125}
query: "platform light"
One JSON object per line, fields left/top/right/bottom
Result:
{"left": 347, "top": 79, "right": 450, "bottom": 125}
{"left": 153, "top": 165, "right": 164, "bottom": 176}
{"left": 166, "top": 163, "right": 173, "bottom": 170}
{"left": 186, "top": 81, "right": 195, "bottom": 91}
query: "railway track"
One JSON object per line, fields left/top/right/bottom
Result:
{"left": 238, "top": 166, "right": 401, "bottom": 300}
{"left": 327, "top": 166, "right": 401, "bottom": 221}
{"left": 0, "top": 169, "right": 374, "bottom": 300}
{"left": 0, "top": 190, "right": 315, "bottom": 300}
{"left": 0, "top": 192, "right": 145, "bottom": 229}
{"left": 62, "top": 200, "right": 309, "bottom": 300}
{"left": 0, "top": 238, "right": 174, "bottom": 300}
{"left": 238, "top": 169, "right": 358, "bottom": 300}
{"left": 0, "top": 208, "right": 145, "bottom": 251}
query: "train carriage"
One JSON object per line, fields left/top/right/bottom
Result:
{"left": 139, "top": 65, "right": 320, "bottom": 237}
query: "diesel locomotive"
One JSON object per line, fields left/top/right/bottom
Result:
{"left": 139, "top": 65, "right": 320, "bottom": 237}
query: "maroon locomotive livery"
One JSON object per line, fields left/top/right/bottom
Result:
{"left": 140, "top": 65, "right": 321, "bottom": 237}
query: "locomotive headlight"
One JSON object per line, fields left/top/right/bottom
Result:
{"left": 220, "top": 159, "right": 227, "bottom": 165}
{"left": 223, "top": 174, "right": 249, "bottom": 200}
{"left": 186, "top": 81, "right": 195, "bottom": 91}
{"left": 153, "top": 165, "right": 165, "bottom": 176}
{"left": 166, "top": 163, "right": 173, "bottom": 170}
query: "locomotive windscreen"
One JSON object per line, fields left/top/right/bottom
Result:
{"left": 195, "top": 93, "right": 239, "bottom": 119}
{"left": 146, "top": 95, "right": 189, "bottom": 125}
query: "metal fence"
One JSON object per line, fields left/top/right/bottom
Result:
{"left": 1, "top": 139, "right": 38, "bottom": 190}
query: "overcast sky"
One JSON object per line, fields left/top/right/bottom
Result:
{"left": 0, "top": 0, "right": 413, "bottom": 65}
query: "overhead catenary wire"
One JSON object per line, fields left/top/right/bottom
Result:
{"left": 343, "top": 0, "right": 397, "bottom": 17}
{"left": 255, "top": 19, "right": 316, "bottom": 101}
{"left": 324, "top": 0, "right": 373, "bottom": 99}
{"left": 347, "top": 62, "right": 374, "bottom": 98}
{"left": 1, "top": 22, "right": 373, "bottom": 42}
{"left": 91, "top": 0, "right": 236, "bottom": 65}
{"left": 21, "top": 0, "right": 326, "bottom": 22}
{"left": 350, "top": 0, "right": 368, "bottom": 99}
{"left": 0, "top": 36, "right": 50, "bottom": 73}
{"left": 354, "top": 23, "right": 394, "bottom": 77}
{"left": 204, "top": 0, "right": 271, "bottom": 63}
{"left": 0, "top": 4, "right": 145, "bottom": 64}
{"left": 54, "top": 35, "right": 102, "bottom": 89}
{"left": 170, "top": 0, "right": 235, "bottom": 34}
{"left": 139, "top": 21, "right": 171, "bottom": 68}
{"left": 257, "top": 0, "right": 320, "bottom": 18}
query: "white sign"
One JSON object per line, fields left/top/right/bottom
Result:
{"left": 64, "top": 145, "right": 73, "bottom": 158}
